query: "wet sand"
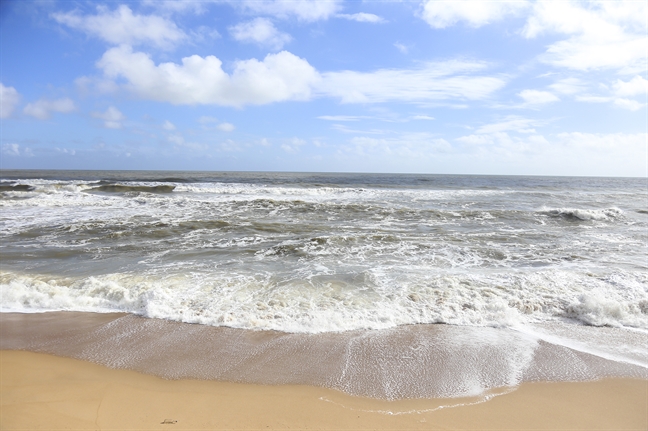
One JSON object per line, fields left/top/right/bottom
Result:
{"left": 2, "top": 312, "right": 647, "bottom": 429}
{"left": 2, "top": 350, "right": 647, "bottom": 430}
{"left": 2, "top": 312, "right": 647, "bottom": 401}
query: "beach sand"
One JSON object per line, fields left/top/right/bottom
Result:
{"left": 2, "top": 350, "right": 646, "bottom": 430}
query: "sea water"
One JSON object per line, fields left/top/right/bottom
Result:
{"left": 1, "top": 170, "right": 647, "bottom": 399}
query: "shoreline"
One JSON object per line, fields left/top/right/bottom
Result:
{"left": 2, "top": 350, "right": 647, "bottom": 430}
{"left": 2, "top": 311, "right": 647, "bottom": 399}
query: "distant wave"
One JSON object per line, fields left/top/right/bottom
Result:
{"left": 539, "top": 207, "right": 623, "bottom": 221}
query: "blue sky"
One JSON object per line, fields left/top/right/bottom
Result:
{"left": 1, "top": 0, "right": 646, "bottom": 176}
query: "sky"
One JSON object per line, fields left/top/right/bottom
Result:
{"left": 0, "top": 0, "right": 646, "bottom": 176}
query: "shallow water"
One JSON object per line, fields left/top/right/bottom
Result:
{"left": 2, "top": 312, "right": 646, "bottom": 400}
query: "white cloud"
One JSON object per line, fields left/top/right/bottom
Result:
{"left": 320, "top": 113, "right": 435, "bottom": 123}
{"left": 613, "top": 75, "right": 647, "bottom": 97}
{"left": 394, "top": 43, "right": 409, "bottom": 54}
{"left": 229, "top": 18, "right": 291, "bottom": 50}
{"left": 518, "top": 89, "right": 559, "bottom": 105}
{"left": 217, "top": 122, "right": 235, "bottom": 132}
{"left": 456, "top": 132, "right": 553, "bottom": 159}
{"left": 198, "top": 116, "right": 218, "bottom": 124}
{"left": 556, "top": 132, "right": 646, "bottom": 151}
{"left": 344, "top": 134, "right": 451, "bottom": 157}
{"left": 417, "top": 1, "right": 647, "bottom": 74}
{"left": 331, "top": 124, "right": 386, "bottom": 134}
{"left": 2, "top": 143, "right": 21, "bottom": 156}
{"left": 475, "top": 116, "right": 540, "bottom": 134}
{"left": 91, "top": 106, "right": 126, "bottom": 128}
{"left": 318, "top": 60, "right": 505, "bottom": 103}
{"left": 573, "top": 95, "right": 644, "bottom": 110}
{"left": 613, "top": 98, "right": 644, "bottom": 111}
{"left": 162, "top": 120, "right": 176, "bottom": 130}
{"left": 95, "top": 48, "right": 504, "bottom": 107}
{"left": 168, "top": 134, "right": 185, "bottom": 145}
{"left": 455, "top": 130, "right": 646, "bottom": 169}
{"left": 55, "top": 147, "right": 76, "bottom": 156}
{"left": 97, "top": 46, "right": 319, "bottom": 107}
{"left": 0, "top": 83, "right": 20, "bottom": 119}
{"left": 52, "top": 5, "right": 186, "bottom": 49}
{"left": 23, "top": 98, "right": 76, "bottom": 120}
{"left": 337, "top": 13, "right": 386, "bottom": 23}
{"left": 522, "top": 1, "right": 647, "bottom": 73}
{"left": 141, "top": 0, "right": 207, "bottom": 14}
{"left": 236, "top": 0, "right": 342, "bottom": 22}
{"left": 318, "top": 115, "right": 367, "bottom": 121}
{"left": 548, "top": 78, "right": 586, "bottom": 95}
{"left": 575, "top": 95, "right": 610, "bottom": 104}
{"left": 218, "top": 139, "right": 242, "bottom": 152}
{"left": 420, "top": 0, "right": 529, "bottom": 29}
{"left": 281, "top": 137, "right": 306, "bottom": 153}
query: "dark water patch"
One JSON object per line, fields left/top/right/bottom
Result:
{"left": 0, "top": 184, "right": 34, "bottom": 192}
{"left": 87, "top": 184, "right": 175, "bottom": 194}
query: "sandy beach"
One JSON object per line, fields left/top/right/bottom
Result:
{"left": 2, "top": 312, "right": 647, "bottom": 430}
{"left": 2, "top": 349, "right": 646, "bottom": 430}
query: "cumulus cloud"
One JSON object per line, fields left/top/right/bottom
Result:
{"left": 522, "top": 1, "right": 647, "bottom": 73}
{"left": 95, "top": 47, "right": 505, "bottom": 107}
{"left": 0, "top": 83, "right": 20, "bottom": 119}
{"left": 162, "top": 120, "right": 176, "bottom": 130}
{"left": 92, "top": 106, "right": 126, "bottom": 128}
{"left": 52, "top": 5, "right": 186, "bottom": 49}
{"left": 518, "top": 89, "right": 559, "bottom": 105}
{"left": 337, "top": 13, "right": 385, "bottom": 23}
{"left": 420, "top": 0, "right": 529, "bottom": 29}
{"left": 97, "top": 46, "right": 319, "bottom": 107}
{"left": 23, "top": 98, "right": 76, "bottom": 120}
{"left": 229, "top": 18, "right": 291, "bottom": 50}
{"left": 236, "top": 0, "right": 342, "bottom": 22}
{"left": 418, "top": 1, "right": 646, "bottom": 74}
{"left": 317, "top": 60, "right": 505, "bottom": 103}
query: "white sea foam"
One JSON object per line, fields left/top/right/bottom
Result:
{"left": 2, "top": 268, "right": 647, "bottom": 333}
{"left": 539, "top": 207, "right": 624, "bottom": 221}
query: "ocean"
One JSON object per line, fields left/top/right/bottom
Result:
{"left": 1, "top": 170, "right": 647, "bottom": 400}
